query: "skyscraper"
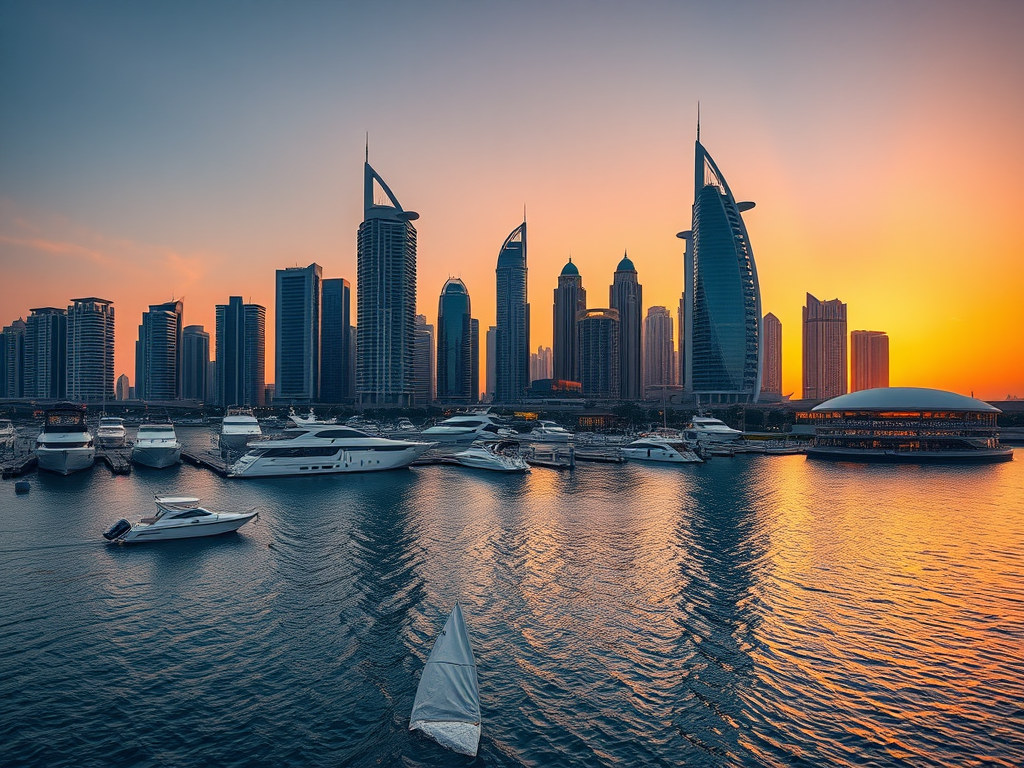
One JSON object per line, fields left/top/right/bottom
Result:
{"left": 67, "top": 298, "right": 114, "bottom": 402}
{"left": 182, "top": 325, "right": 210, "bottom": 401}
{"left": 413, "top": 314, "right": 434, "bottom": 406}
{"left": 577, "top": 308, "right": 620, "bottom": 399}
{"left": 276, "top": 264, "right": 321, "bottom": 404}
{"left": 553, "top": 257, "right": 586, "bottom": 382}
{"left": 116, "top": 373, "right": 130, "bottom": 401}
{"left": 436, "top": 278, "right": 474, "bottom": 403}
{"left": 217, "top": 297, "right": 266, "bottom": 407}
{"left": 3, "top": 318, "right": 26, "bottom": 398}
{"left": 495, "top": 221, "right": 529, "bottom": 403}
{"left": 678, "top": 129, "right": 762, "bottom": 404}
{"left": 530, "top": 345, "right": 552, "bottom": 383}
{"left": 851, "top": 330, "right": 889, "bottom": 392}
{"left": 485, "top": 325, "right": 496, "bottom": 402}
{"left": 470, "top": 319, "right": 480, "bottom": 404}
{"left": 320, "top": 278, "right": 351, "bottom": 403}
{"left": 24, "top": 307, "right": 67, "bottom": 399}
{"left": 643, "top": 306, "right": 674, "bottom": 391}
{"left": 761, "top": 312, "right": 782, "bottom": 396}
{"left": 135, "top": 299, "right": 183, "bottom": 401}
{"left": 677, "top": 293, "right": 685, "bottom": 389}
{"left": 609, "top": 252, "right": 642, "bottom": 400}
{"left": 357, "top": 157, "right": 418, "bottom": 407}
{"left": 802, "top": 293, "right": 847, "bottom": 400}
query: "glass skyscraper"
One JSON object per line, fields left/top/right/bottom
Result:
{"left": 24, "top": 307, "right": 67, "bottom": 399}
{"left": 276, "top": 264, "right": 321, "bottom": 404}
{"left": 679, "top": 133, "right": 762, "bottom": 404}
{"left": 609, "top": 252, "right": 642, "bottom": 400}
{"left": 357, "top": 159, "right": 418, "bottom": 407}
{"left": 182, "top": 325, "right": 209, "bottom": 402}
{"left": 320, "top": 278, "right": 351, "bottom": 403}
{"left": 216, "top": 297, "right": 266, "bottom": 407}
{"left": 136, "top": 299, "right": 183, "bottom": 401}
{"left": 436, "top": 278, "right": 474, "bottom": 404}
{"left": 495, "top": 221, "right": 529, "bottom": 403}
{"left": 67, "top": 297, "right": 114, "bottom": 402}
{"left": 577, "top": 308, "right": 620, "bottom": 399}
{"left": 553, "top": 257, "right": 585, "bottom": 382}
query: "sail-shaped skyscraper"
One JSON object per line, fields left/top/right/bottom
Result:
{"left": 494, "top": 221, "right": 529, "bottom": 403}
{"left": 357, "top": 155, "right": 419, "bottom": 407}
{"left": 678, "top": 128, "right": 762, "bottom": 404}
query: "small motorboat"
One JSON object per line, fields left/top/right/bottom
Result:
{"left": 452, "top": 441, "right": 530, "bottom": 473}
{"left": 410, "top": 603, "right": 481, "bottom": 756}
{"left": 103, "top": 496, "right": 257, "bottom": 543}
{"left": 528, "top": 420, "right": 573, "bottom": 443}
{"left": 96, "top": 416, "right": 127, "bottom": 448}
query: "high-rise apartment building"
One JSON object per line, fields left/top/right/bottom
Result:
{"left": 67, "top": 297, "right": 114, "bottom": 401}
{"left": 677, "top": 293, "right": 685, "bottom": 389}
{"left": 357, "top": 158, "right": 418, "bottom": 406}
{"left": 610, "top": 253, "right": 642, "bottom": 400}
{"left": 276, "top": 264, "right": 321, "bottom": 404}
{"left": 679, "top": 130, "right": 762, "bottom": 404}
{"left": 495, "top": 221, "right": 529, "bottom": 403}
{"left": 485, "top": 326, "right": 497, "bottom": 402}
{"left": 320, "top": 278, "right": 351, "bottom": 403}
{"left": 643, "top": 306, "right": 674, "bottom": 391}
{"left": 577, "top": 308, "right": 620, "bottom": 399}
{"left": 135, "top": 299, "right": 183, "bottom": 401}
{"left": 413, "top": 314, "right": 434, "bottom": 406}
{"left": 530, "top": 346, "right": 552, "bottom": 383}
{"left": 851, "top": 330, "right": 889, "bottom": 392}
{"left": 3, "top": 318, "right": 27, "bottom": 398}
{"left": 470, "top": 319, "right": 480, "bottom": 404}
{"left": 761, "top": 312, "right": 782, "bottom": 396}
{"left": 553, "top": 257, "right": 586, "bottom": 382}
{"left": 802, "top": 293, "right": 847, "bottom": 400}
{"left": 182, "top": 325, "right": 210, "bottom": 401}
{"left": 217, "top": 297, "right": 266, "bottom": 407}
{"left": 116, "top": 373, "right": 130, "bottom": 401}
{"left": 24, "top": 307, "right": 67, "bottom": 399}
{"left": 437, "top": 278, "right": 475, "bottom": 403}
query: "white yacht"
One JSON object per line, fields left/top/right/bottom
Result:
{"left": 0, "top": 418, "right": 15, "bottom": 450}
{"left": 527, "top": 420, "right": 573, "bottom": 443}
{"left": 421, "top": 412, "right": 512, "bottom": 444}
{"left": 622, "top": 436, "right": 702, "bottom": 464}
{"left": 228, "top": 424, "right": 435, "bottom": 478}
{"left": 103, "top": 496, "right": 257, "bottom": 543}
{"left": 289, "top": 408, "right": 336, "bottom": 427}
{"left": 132, "top": 423, "right": 182, "bottom": 468}
{"left": 220, "top": 407, "right": 262, "bottom": 452}
{"left": 453, "top": 441, "right": 530, "bottom": 473}
{"left": 685, "top": 416, "right": 743, "bottom": 444}
{"left": 35, "top": 404, "right": 95, "bottom": 475}
{"left": 96, "top": 416, "right": 127, "bottom": 448}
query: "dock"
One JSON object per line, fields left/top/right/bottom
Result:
{"left": 181, "top": 449, "right": 230, "bottom": 477}
{"left": 574, "top": 448, "right": 626, "bottom": 464}
{"left": 523, "top": 444, "right": 575, "bottom": 469}
{"left": 1, "top": 453, "right": 37, "bottom": 478}
{"left": 96, "top": 448, "right": 132, "bottom": 474}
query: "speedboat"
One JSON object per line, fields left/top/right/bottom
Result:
{"left": 96, "top": 416, "right": 127, "bottom": 448}
{"left": 684, "top": 416, "right": 743, "bottom": 444}
{"left": 527, "top": 420, "right": 573, "bottom": 443}
{"left": 453, "top": 441, "right": 530, "bottom": 473}
{"left": 132, "top": 423, "right": 182, "bottom": 468}
{"left": 220, "top": 407, "right": 262, "bottom": 453}
{"left": 228, "top": 423, "right": 435, "bottom": 478}
{"left": 421, "top": 412, "right": 511, "bottom": 444}
{"left": 103, "top": 496, "right": 257, "bottom": 543}
{"left": 289, "top": 408, "right": 336, "bottom": 427}
{"left": 0, "top": 418, "right": 15, "bottom": 450}
{"left": 622, "top": 436, "right": 702, "bottom": 463}
{"left": 35, "top": 403, "right": 95, "bottom": 475}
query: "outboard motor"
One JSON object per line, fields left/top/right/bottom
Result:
{"left": 103, "top": 519, "right": 132, "bottom": 541}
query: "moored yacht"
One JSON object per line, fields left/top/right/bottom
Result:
{"left": 289, "top": 408, "right": 336, "bottom": 427}
{"left": 96, "top": 416, "right": 127, "bottom": 448}
{"left": 452, "top": 441, "right": 530, "bottom": 473}
{"left": 228, "top": 423, "right": 435, "bottom": 478}
{"left": 527, "top": 420, "right": 573, "bottom": 443}
{"left": 220, "top": 407, "right": 262, "bottom": 453}
{"left": 0, "top": 418, "right": 16, "bottom": 450}
{"left": 421, "top": 412, "right": 512, "bottom": 444}
{"left": 132, "top": 423, "right": 182, "bottom": 468}
{"left": 684, "top": 416, "right": 743, "bottom": 444}
{"left": 622, "top": 435, "right": 702, "bottom": 464}
{"left": 35, "top": 403, "right": 96, "bottom": 475}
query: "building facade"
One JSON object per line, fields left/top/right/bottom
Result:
{"left": 495, "top": 221, "right": 529, "bottom": 403}
{"left": 67, "top": 298, "right": 114, "bottom": 402}
{"left": 116, "top": 373, "right": 130, "bottom": 401}
{"left": 320, "top": 278, "right": 351, "bottom": 403}
{"left": 761, "top": 312, "right": 782, "bottom": 396}
{"left": 530, "top": 345, "right": 552, "bottom": 383}
{"left": 851, "top": 330, "right": 889, "bottom": 392}
{"left": 553, "top": 257, "right": 586, "bottom": 382}
{"left": 609, "top": 253, "right": 642, "bottom": 400}
{"left": 412, "top": 314, "right": 434, "bottom": 406}
{"left": 276, "top": 264, "right": 321, "bottom": 404}
{"left": 24, "top": 307, "right": 67, "bottom": 399}
{"left": 436, "top": 278, "right": 474, "bottom": 403}
{"left": 217, "top": 297, "right": 266, "bottom": 407}
{"left": 485, "top": 326, "right": 497, "bottom": 402}
{"left": 3, "top": 319, "right": 26, "bottom": 398}
{"left": 136, "top": 299, "right": 183, "bottom": 401}
{"left": 577, "top": 308, "right": 620, "bottom": 399}
{"left": 182, "top": 325, "right": 210, "bottom": 401}
{"left": 357, "top": 159, "right": 418, "bottom": 406}
{"left": 470, "top": 319, "right": 480, "bottom": 404}
{"left": 679, "top": 133, "right": 762, "bottom": 404}
{"left": 643, "top": 306, "right": 674, "bottom": 391}
{"left": 803, "top": 293, "right": 847, "bottom": 400}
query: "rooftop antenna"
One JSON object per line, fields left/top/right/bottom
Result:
{"left": 365, "top": 132, "right": 369, "bottom": 163}
{"left": 697, "top": 101, "right": 701, "bottom": 143}
{"left": 523, "top": 203, "right": 527, "bottom": 223}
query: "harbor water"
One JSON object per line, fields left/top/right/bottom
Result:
{"left": 1, "top": 435, "right": 1022, "bottom": 766}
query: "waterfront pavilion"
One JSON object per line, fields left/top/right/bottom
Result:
{"left": 801, "top": 387, "right": 1012, "bottom": 463}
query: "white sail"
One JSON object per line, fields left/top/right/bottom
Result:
{"left": 409, "top": 603, "right": 481, "bottom": 756}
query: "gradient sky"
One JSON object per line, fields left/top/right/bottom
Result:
{"left": 2, "top": 1, "right": 1022, "bottom": 400}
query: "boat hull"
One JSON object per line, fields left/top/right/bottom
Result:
{"left": 622, "top": 448, "right": 701, "bottom": 464}
{"left": 36, "top": 447, "right": 95, "bottom": 475}
{"left": 229, "top": 444, "right": 433, "bottom": 478}
{"left": 132, "top": 446, "right": 182, "bottom": 468}
{"left": 453, "top": 457, "right": 529, "bottom": 473}
{"left": 121, "top": 513, "right": 256, "bottom": 543}
{"left": 806, "top": 447, "right": 1013, "bottom": 464}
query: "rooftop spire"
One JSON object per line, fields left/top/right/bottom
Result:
{"left": 696, "top": 101, "right": 700, "bottom": 143}
{"left": 365, "top": 132, "right": 368, "bottom": 163}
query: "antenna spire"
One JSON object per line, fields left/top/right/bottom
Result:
{"left": 365, "top": 132, "right": 368, "bottom": 163}
{"left": 696, "top": 102, "right": 700, "bottom": 142}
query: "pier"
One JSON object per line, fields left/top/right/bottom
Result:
{"left": 181, "top": 449, "right": 230, "bottom": 477}
{"left": 96, "top": 448, "right": 132, "bottom": 474}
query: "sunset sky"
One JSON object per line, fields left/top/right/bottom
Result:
{"left": 2, "top": 1, "right": 1022, "bottom": 400}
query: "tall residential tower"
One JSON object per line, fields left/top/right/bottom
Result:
{"left": 609, "top": 252, "right": 642, "bottom": 400}
{"left": 494, "top": 221, "right": 529, "bottom": 403}
{"left": 802, "top": 294, "right": 847, "bottom": 400}
{"left": 553, "top": 257, "right": 585, "bottom": 382}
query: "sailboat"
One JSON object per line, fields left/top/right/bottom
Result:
{"left": 409, "top": 603, "right": 481, "bottom": 756}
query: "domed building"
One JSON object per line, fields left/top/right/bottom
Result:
{"left": 802, "top": 387, "right": 1011, "bottom": 463}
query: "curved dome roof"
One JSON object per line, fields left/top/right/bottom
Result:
{"left": 441, "top": 277, "right": 468, "bottom": 295}
{"left": 812, "top": 387, "right": 1000, "bottom": 413}
{"left": 616, "top": 253, "right": 635, "bottom": 272}
{"left": 560, "top": 258, "right": 579, "bottom": 276}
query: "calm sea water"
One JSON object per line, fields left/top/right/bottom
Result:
{"left": 1, "top": 433, "right": 1022, "bottom": 767}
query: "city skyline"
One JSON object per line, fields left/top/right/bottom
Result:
{"left": 1, "top": 3, "right": 1022, "bottom": 400}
